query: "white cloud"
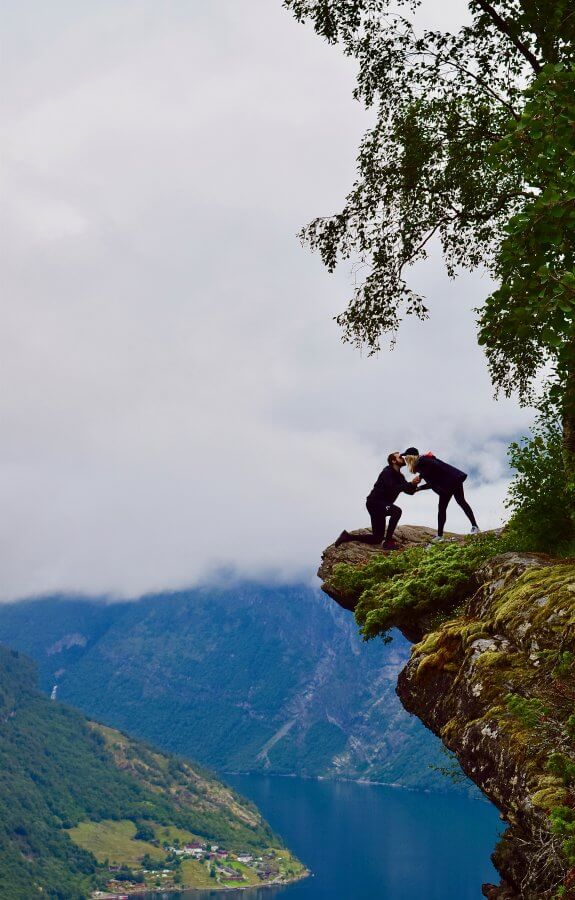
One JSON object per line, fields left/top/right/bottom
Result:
{"left": 0, "top": 0, "right": 531, "bottom": 600}
{"left": 9, "top": 194, "right": 89, "bottom": 243}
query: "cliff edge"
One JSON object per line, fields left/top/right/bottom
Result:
{"left": 319, "top": 526, "right": 575, "bottom": 899}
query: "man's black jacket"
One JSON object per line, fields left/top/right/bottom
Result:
{"left": 367, "top": 465, "right": 417, "bottom": 507}
{"left": 415, "top": 455, "right": 467, "bottom": 494}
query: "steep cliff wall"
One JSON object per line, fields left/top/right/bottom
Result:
{"left": 319, "top": 527, "right": 575, "bottom": 899}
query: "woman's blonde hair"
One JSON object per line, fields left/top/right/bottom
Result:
{"left": 403, "top": 453, "right": 420, "bottom": 474}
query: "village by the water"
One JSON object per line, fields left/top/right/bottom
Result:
{"left": 91, "top": 834, "right": 307, "bottom": 897}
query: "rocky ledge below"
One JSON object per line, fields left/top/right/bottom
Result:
{"left": 318, "top": 526, "right": 575, "bottom": 899}
{"left": 320, "top": 525, "right": 474, "bottom": 641}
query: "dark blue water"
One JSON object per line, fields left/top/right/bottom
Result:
{"left": 146, "top": 775, "right": 501, "bottom": 900}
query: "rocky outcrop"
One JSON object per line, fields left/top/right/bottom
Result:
{"left": 319, "top": 525, "right": 444, "bottom": 609}
{"left": 318, "top": 529, "right": 575, "bottom": 898}
{"left": 320, "top": 525, "right": 469, "bottom": 641}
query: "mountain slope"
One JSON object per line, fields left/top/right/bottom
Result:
{"left": 0, "top": 645, "right": 300, "bottom": 899}
{"left": 0, "top": 583, "right": 459, "bottom": 791}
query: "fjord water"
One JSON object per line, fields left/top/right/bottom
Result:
{"left": 159, "top": 775, "right": 501, "bottom": 900}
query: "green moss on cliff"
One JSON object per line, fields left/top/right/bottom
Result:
{"left": 329, "top": 533, "right": 511, "bottom": 641}
{"left": 488, "top": 564, "right": 575, "bottom": 641}
{"left": 409, "top": 558, "right": 575, "bottom": 890}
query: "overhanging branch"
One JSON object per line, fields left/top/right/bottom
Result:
{"left": 475, "top": 0, "right": 542, "bottom": 73}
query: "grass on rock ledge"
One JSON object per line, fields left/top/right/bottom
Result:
{"left": 331, "top": 533, "right": 518, "bottom": 642}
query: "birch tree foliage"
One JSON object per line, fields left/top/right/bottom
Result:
{"left": 478, "top": 65, "right": 575, "bottom": 403}
{"left": 283, "top": 0, "right": 575, "bottom": 390}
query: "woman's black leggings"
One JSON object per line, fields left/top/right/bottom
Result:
{"left": 437, "top": 484, "right": 477, "bottom": 536}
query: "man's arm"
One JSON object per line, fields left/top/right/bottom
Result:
{"left": 411, "top": 474, "right": 432, "bottom": 492}
{"left": 401, "top": 474, "right": 418, "bottom": 495}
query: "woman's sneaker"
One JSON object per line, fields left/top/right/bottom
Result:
{"left": 470, "top": 526, "right": 480, "bottom": 535}
{"left": 431, "top": 535, "right": 444, "bottom": 543}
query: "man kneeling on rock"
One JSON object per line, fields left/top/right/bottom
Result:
{"left": 335, "top": 451, "right": 420, "bottom": 551}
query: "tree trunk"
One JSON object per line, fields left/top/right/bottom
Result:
{"left": 562, "top": 357, "right": 575, "bottom": 472}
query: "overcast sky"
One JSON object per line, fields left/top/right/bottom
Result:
{"left": 0, "top": 0, "right": 532, "bottom": 600}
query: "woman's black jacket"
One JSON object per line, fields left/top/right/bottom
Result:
{"left": 415, "top": 455, "right": 467, "bottom": 494}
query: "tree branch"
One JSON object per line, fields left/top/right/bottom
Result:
{"left": 475, "top": 0, "right": 542, "bottom": 73}
{"left": 398, "top": 216, "right": 456, "bottom": 273}
{"left": 431, "top": 52, "right": 520, "bottom": 119}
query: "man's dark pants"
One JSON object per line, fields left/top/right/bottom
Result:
{"left": 350, "top": 501, "right": 402, "bottom": 545}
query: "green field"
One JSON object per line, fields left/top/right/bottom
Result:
{"left": 154, "top": 824, "right": 205, "bottom": 846}
{"left": 66, "top": 821, "right": 308, "bottom": 891}
{"left": 67, "top": 819, "right": 165, "bottom": 867}
{"left": 68, "top": 820, "right": 217, "bottom": 889}
{"left": 179, "top": 858, "right": 216, "bottom": 888}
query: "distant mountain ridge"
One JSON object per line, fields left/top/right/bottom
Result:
{"left": 0, "top": 582, "right": 467, "bottom": 792}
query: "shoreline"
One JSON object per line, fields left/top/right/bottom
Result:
{"left": 224, "top": 769, "right": 486, "bottom": 800}
{"left": 95, "top": 868, "right": 311, "bottom": 898}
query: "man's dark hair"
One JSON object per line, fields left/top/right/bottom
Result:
{"left": 387, "top": 452, "right": 398, "bottom": 466}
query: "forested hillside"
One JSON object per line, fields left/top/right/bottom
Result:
{"left": 0, "top": 583, "right": 463, "bottom": 791}
{"left": 0, "top": 645, "right": 295, "bottom": 898}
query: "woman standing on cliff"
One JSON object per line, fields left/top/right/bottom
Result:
{"left": 401, "top": 447, "right": 480, "bottom": 542}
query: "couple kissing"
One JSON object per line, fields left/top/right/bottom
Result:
{"left": 335, "top": 447, "right": 479, "bottom": 551}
